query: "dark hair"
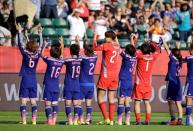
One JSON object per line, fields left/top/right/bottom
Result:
{"left": 84, "top": 44, "right": 94, "bottom": 57}
{"left": 70, "top": 44, "right": 80, "bottom": 56}
{"left": 154, "top": 18, "right": 160, "bottom": 24}
{"left": 125, "top": 44, "right": 136, "bottom": 57}
{"left": 26, "top": 40, "right": 38, "bottom": 53}
{"left": 171, "top": 48, "right": 182, "bottom": 65}
{"left": 50, "top": 44, "right": 61, "bottom": 58}
{"left": 180, "top": 3, "right": 190, "bottom": 12}
{"left": 105, "top": 31, "right": 116, "bottom": 41}
{"left": 140, "top": 43, "right": 151, "bottom": 55}
{"left": 190, "top": 44, "right": 193, "bottom": 50}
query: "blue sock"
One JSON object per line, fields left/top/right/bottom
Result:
{"left": 32, "top": 104, "right": 37, "bottom": 118}
{"left": 52, "top": 105, "right": 59, "bottom": 116}
{"left": 171, "top": 115, "right": 176, "bottom": 121}
{"left": 74, "top": 105, "right": 79, "bottom": 117}
{"left": 20, "top": 104, "right": 26, "bottom": 113}
{"left": 186, "top": 105, "right": 192, "bottom": 125}
{"left": 65, "top": 106, "right": 71, "bottom": 117}
{"left": 125, "top": 106, "right": 131, "bottom": 115}
{"left": 117, "top": 104, "right": 124, "bottom": 116}
{"left": 45, "top": 106, "right": 52, "bottom": 118}
{"left": 78, "top": 106, "right": 83, "bottom": 117}
{"left": 86, "top": 106, "right": 92, "bottom": 116}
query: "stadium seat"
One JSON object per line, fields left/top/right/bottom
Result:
{"left": 56, "top": 28, "right": 69, "bottom": 37}
{"left": 38, "top": 18, "right": 52, "bottom": 27}
{"left": 64, "top": 38, "right": 71, "bottom": 47}
{"left": 52, "top": 18, "right": 68, "bottom": 28}
{"left": 118, "top": 39, "right": 130, "bottom": 48}
{"left": 42, "top": 28, "right": 57, "bottom": 37}
{"left": 86, "top": 29, "right": 94, "bottom": 38}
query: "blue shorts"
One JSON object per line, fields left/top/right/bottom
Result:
{"left": 19, "top": 77, "right": 37, "bottom": 98}
{"left": 118, "top": 80, "right": 133, "bottom": 97}
{"left": 184, "top": 81, "right": 193, "bottom": 97}
{"left": 80, "top": 86, "right": 94, "bottom": 100}
{"left": 63, "top": 90, "right": 80, "bottom": 100}
{"left": 166, "top": 80, "right": 182, "bottom": 101}
{"left": 43, "top": 90, "right": 59, "bottom": 102}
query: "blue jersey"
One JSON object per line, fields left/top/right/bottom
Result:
{"left": 18, "top": 32, "right": 43, "bottom": 77}
{"left": 79, "top": 54, "right": 97, "bottom": 86}
{"left": 64, "top": 57, "right": 82, "bottom": 91}
{"left": 166, "top": 53, "right": 181, "bottom": 82}
{"left": 119, "top": 51, "right": 137, "bottom": 80}
{"left": 42, "top": 56, "right": 65, "bottom": 92}
{"left": 183, "top": 56, "right": 193, "bottom": 82}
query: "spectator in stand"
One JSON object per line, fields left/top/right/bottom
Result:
{"left": 136, "top": 15, "right": 148, "bottom": 40}
{"left": 176, "top": 1, "right": 191, "bottom": 42}
{"left": 94, "top": 11, "right": 109, "bottom": 40}
{"left": 125, "top": 0, "right": 133, "bottom": 16}
{"left": 0, "top": 26, "right": 11, "bottom": 46}
{"left": 0, "top": 0, "right": 10, "bottom": 22}
{"left": 31, "top": 0, "right": 41, "bottom": 19}
{"left": 187, "top": 28, "right": 193, "bottom": 46}
{"left": 88, "top": 0, "right": 101, "bottom": 11}
{"left": 57, "top": 0, "right": 69, "bottom": 19}
{"left": 113, "top": 15, "right": 133, "bottom": 39}
{"left": 67, "top": 8, "right": 86, "bottom": 48}
{"left": 88, "top": 10, "right": 95, "bottom": 29}
{"left": 43, "top": 0, "right": 58, "bottom": 18}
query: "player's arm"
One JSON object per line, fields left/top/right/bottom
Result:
{"left": 130, "top": 33, "right": 137, "bottom": 47}
{"left": 92, "top": 32, "right": 104, "bottom": 51}
{"left": 16, "top": 23, "right": 25, "bottom": 54}
{"left": 37, "top": 26, "right": 43, "bottom": 53}
{"left": 163, "top": 41, "right": 171, "bottom": 55}
{"left": 149, "top": 41, "right": 161, "bottom": 54}
{"left": 59, "top": 36, "right": 64, "bottom": 57}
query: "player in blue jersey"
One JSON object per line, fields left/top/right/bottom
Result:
{"left": 117, "top": 44, "right": 137, "bottom": 125}
{"left": 163, "top": 42, "right": 183, "bottom": 125}
{"left": 63, "top": 42, "right": 82, "bottom": 125}
{"left": 183, "top": 44, "right": 193, "bottom": 126}
{"left": 78, "top": 44, "right": 97, "bottom": 125}
{"left": 16, "top": 24, "right": 43, "bottom": 125}
{"left": 42, "top": 37, "right": 65, "bottom": 125}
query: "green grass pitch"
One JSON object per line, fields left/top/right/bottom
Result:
{"left": 0, "top": 112, "right": 193, "bottom": 131}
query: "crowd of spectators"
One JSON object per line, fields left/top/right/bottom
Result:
{"left": 1, "top": 0, "right": 193, "bottom": 48}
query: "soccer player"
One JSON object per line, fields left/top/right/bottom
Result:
{"left": 16, "top": 23, "right": 43, "bottom": 125}
{"left": 182, "top": 44, "right": 193, "bottom": 126}
{"left": 163, "top": 42, "right": 183, "bottom": 125}
{"left": 42, "top": 37, "right": 65, "bottom": 125}
{"left": 132, "top": 37, "right": 161, "bottom": 125}
{"left": 79, "top": 44, "right": 97, "bottom": 125}
{"left": 63, "top": 43, "right": 82, "bottom": 125}
{"left": 93, "top": 31, "right": 121, "bottom": 125}
{"left": 117, "top": 44, "right": 137, "bottom": 125}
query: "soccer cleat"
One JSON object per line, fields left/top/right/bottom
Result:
{"left": 97, "top": 119, "right": 110, "bottom": 125}
{"left": 136, "top": 122, "right": 141, "bottom": 125}
{"left": 32, "top": 121, "right": 36, "bottom": 125}
{"left": 22, "top": 121, "right": 27, "bottom": 125}
{"left": 142, "top": 121, "right": 150, "bottom": 125}
{"left": 186, "top": 117, "right": 193, "bottom": 126}
{"left": 110, "top": 121, "right": 114, "bottom": 126}
{"left": 117, "top": 115, "right": 122, "bottom": 126}
{"left": 117, "top": 121, "right": 122, "bottom": 126}
{"left": 177, "top": 120, "right": 183, "bottom": 126}
{"left": 125, "top": 121, "right": 130, "bottom": 126}
{"left": 73, "top": 121, "right": 78, "bottom": 126}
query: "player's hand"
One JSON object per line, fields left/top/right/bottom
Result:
{"left": 16, "top": 23, "right": 23, "bottom": 33}
{"left": 38, "top": 25, "right": 43, "bottom": 35}
{"left": 59, "top": 36, "right": 64, "bottom": 45}
{"left": 75, "top": 35, "right": 80, "bottom": 43}
{"left": 131, "top": 33, "right": 137, "bottom": 45}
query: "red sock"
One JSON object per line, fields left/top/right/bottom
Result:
{"left": 109, "top": 103, "right": 115, "bottom": 121}
{"left": 99, "top": 102, "right": 108, "bottom": 120}
{"left": 146, "top": 113, "right": 151, "bottom": 122}
{"left": 135, "top": 113, "right": 141, "bottom": 122}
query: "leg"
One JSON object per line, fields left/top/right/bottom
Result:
{"left": 30, "top": 98, "right": 37, "bottom": 125}
{"left": 186, "top": 97, "right": 193, "bottom": 125}
{"left": 20, "top": 98, "right": 27, "bottom": 124}
{"left": 85, "top": 99, "right": 92, "bottom": 124}
{"left": 175, "top": 101, "right": 183, "bottom": 125}
{"left": 52, "top": 101, "right": 59, "bottom": 125}
{"left": 73, "top": 100, "right": 80, "bottom": 125}
{"left": 144, "top": 100, "right": 151, "bottom": 124}
{"left": 52, "top": 5, "right": 58, "bottom": 18}
{"left": 97, "top": 89, "right": 108, "bottom": 121}
{"left": 117, "top": 97, "right": 125, "bottom": 125}
{"left": 45, "top": 101, "right": 52, "bottom": 125}
{"left": 108, "top": 90, "right": 116, "bottom": 124}
{"left": 168, "top": 100, "right": 176, "bottom": 122}
{"left": 134, "top": 100, "right": 141, "bottom": 124}
{"left": 78, "top": 99, "right": 84, "bottom": 124}
{"left": 65, "top": 100, "right": 73, "bottom": 125}
{"left": 125, "top": 97, "right": 131, "bottom": 125}
{"left": 45, "top": 5, "right": 51, "bottom": 18}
